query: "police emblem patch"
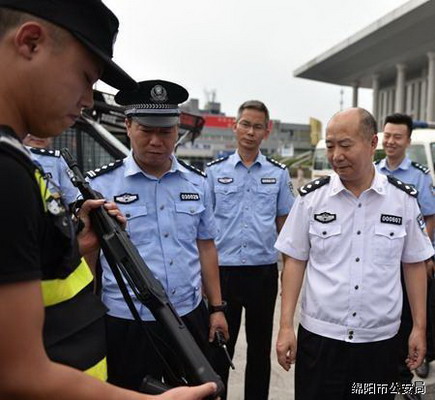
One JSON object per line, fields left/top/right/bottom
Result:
{"left": 218, "top": 177, "right": 233, "bottom": 184}
{"left": 261, "top": 178, "right": 276, "bottom": 184}
{"left": 380, "top": 214, "right": 402, "bottom": 225}
{"left": 314, "top": 212, "right": 336, "bottom": 223}
{"left": 150, "top": 84, "right": 168, "bottom": 102}
{"left": 180, "top": 193, "right": 200, "bottom": 201}
{"left": 46, "top": 196, "right": 65, "bottom": 216}
{"left": 417, "top": 213, "right": 426, "bottom": 232}
{"left": 114, "top": 193, "right": 139, "bottom": 204}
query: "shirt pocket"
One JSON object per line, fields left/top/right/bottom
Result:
{"left": 256, "top": 185, "right": 279, "bottom": 214}
{"left": 309, "top": 222, "right": 342, "bottom": 264}
{"left": 373, "top": 224, "right": 407, "bottom": 266}
{"left": 124, "top": 204, "right": 150, "bottom": 245}
{"left": 215, "top": 185, "right": 240, "bottom": 213}
{"left": 175, "top": 201, "right": 205, "bottom": 240}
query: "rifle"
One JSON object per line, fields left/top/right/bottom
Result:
{"left": 61, "top": 148, "right": 224, "bottom": 397}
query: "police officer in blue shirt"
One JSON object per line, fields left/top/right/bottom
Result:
{"left": 376, "top": 113, "right": 435, "bottom": 399}
{"left": 87, "top": 80, "right": 228, "bottom": 391}
{"left": 206, "top": 100, "right": 295, "bottom": 400}
{"left": 24, "top": 134, "right": 79, "bottom": 205}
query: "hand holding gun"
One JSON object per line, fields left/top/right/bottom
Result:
{"left": 61, "top": 148, "right": 224, "bottom": 398}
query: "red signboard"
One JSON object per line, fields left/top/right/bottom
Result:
{"left": 204, "top": 115, "right": 235, "bottom": 128}
{"left": 204, "top": 114, "right": 273, "bottom": 130}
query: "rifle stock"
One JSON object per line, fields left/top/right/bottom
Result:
{"left": 61, "top": 148, "right": 224, "bottom": 397}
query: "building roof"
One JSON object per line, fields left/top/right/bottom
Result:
{"left": 294, "top": 0, "right": 435, "bottom": 88}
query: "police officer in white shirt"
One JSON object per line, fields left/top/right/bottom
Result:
{"left": 275, "top": 108, "right": 434, "bottom": 400}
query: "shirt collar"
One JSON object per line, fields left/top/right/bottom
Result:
{"left": 229, "top": 150, "right": 265, "bottom": 167}
{"left": 329, "top": 168, "right": 387, "bottom": 197}
{"left": 378, "top": 156, "right": 411, "bottom": 173}
{"left": 124, "top": 151, "right": 178, "bottom": 178}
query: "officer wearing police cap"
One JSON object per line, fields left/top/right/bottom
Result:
{"left": 0, "top": 0, "right": 217, "bottom": 398}
{"left": 87, "top": 80, "right": 228, "bottom": 391}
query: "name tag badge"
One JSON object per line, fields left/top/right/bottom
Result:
{"left": 261, "top": 178, "right": 276, "bottom": 184}
{"left": 180, "top": 193, "right": 200, "bottom": 201}
{"left": 218, "top": 177, "right": 233, "bottom": 184}
{"left": 380, "top": 214, "right": 402, "bottom": 225}
{"left": 114, "top": 193, "right": 139, "bottom": 204}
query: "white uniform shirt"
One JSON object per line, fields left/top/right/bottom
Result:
{"left": 275, "top": 170, "right": 434, "bottom": 343}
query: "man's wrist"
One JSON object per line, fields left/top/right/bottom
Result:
{"left": 209, "top": 301, "right": 227, "bottom": 314}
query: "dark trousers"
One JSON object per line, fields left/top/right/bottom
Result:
{"left": 296, "top": 325, "right": 399, "bottom": 400}
{"left": 210, "top": 264, "right": 278, "bottom": 400}
{"left": 105, "top": 300, "right": 210, "bottom": 391}
{"left": 398, "top": 271, "right": 434, "bottom": 382}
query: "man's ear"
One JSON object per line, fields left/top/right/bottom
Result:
{"left": 14, "top": 22, "right": 47, "bottom": 59}
{"left": 125, "top": 118, "right": 132, "bottom": 138}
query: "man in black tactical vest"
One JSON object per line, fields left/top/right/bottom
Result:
{"left": 0, "top": 1, "right": 217, "bottom": 399}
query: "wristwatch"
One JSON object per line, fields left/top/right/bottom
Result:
{"left": 209, "top": 301, "right": 227, "bottom": 314}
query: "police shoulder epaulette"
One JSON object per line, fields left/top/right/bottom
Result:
{"left": 206, "top": 155, "right": 229, "bottom": 167}
{"left": 266, "top": 157, "right": 286, "bottom": 169}
{"left": 86, "top": 159, "right": 123, "bottom": 179}
{"left": 387, "top": 175, "right": 418, "bottom": 198}
{"left": 411, "top": 161, "right": 430, "bottom": 174}
{"left": 298, "top": 176, "right": 331, "bottom": 196}
{"left": 178, "top": 159, "right": 206, "bottom": 177}
{"left": 29, "top": 147, "right": 60, "bottom": 157}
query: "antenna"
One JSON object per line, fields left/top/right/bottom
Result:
{"left": 204, "top": 88, "right": 217, "bottom": 104}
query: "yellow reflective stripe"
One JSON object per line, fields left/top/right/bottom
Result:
{"left": 41, "top": 259, "right": 93, "bottom": 306}
{"left": 84, "top": 357, "right": 107, "bottom": 381}
{"left": 34, "top": 169, "right": 49, "bottom": 211}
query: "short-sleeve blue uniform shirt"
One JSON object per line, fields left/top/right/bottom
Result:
{"left": 206, "top": 151, "right": 294, "bottom": 266}
{"left": 88, "top": 152, "right": 217, "bottom": 321}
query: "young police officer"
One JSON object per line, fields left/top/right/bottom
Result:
{"left": 0, "top": 1, "right": 217, "bottom": 399}
{"left": 276, "top": 108, "right": 434, "bottom": 400}
{"left": 376, "top": 113, "right": 435, "bottom": 399}
{"left": 24, "top": 134, "right": 79, "bottom": 205}
{"left": 87, "top": 80, "right": 228, "bottom": 391}
{"left": 207, "top": 100, "right": 294, "bottom": 399}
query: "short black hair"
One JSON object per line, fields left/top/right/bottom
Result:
{"left": 236, "top": 100, "right": 270, "bottom": 125}
{"left": 384, "top": 113, "right": 413, "bottom": 137}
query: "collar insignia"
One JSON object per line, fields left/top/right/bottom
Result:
{"left": 314, "top": 212, "right": 336, "bottom": 224}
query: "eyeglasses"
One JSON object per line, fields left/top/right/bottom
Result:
{"left": 237, "top": 120, "right": 266, "bottom": 132}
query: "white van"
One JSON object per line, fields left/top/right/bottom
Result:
{"left": 311, "top": 129, "right": 435, "bottom": 183}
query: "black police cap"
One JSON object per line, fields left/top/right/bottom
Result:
{"left": 0, "top": 0, "right": 137, "bottom": 90}
{"left": 115, "top": 80, "right": 189, "bottom": 128}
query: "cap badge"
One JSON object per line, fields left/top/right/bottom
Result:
{"left": 151, "top": 85, "right": 168, "bottom": 103}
